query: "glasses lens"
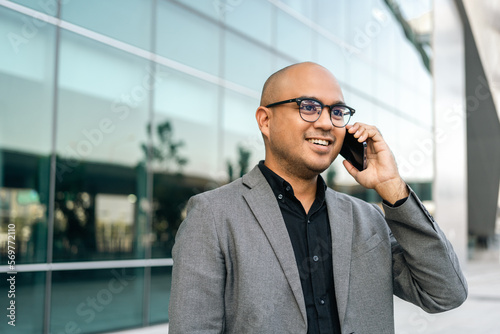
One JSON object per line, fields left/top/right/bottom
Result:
{"left": 331, "top": 106, "right": 351, "bottom": 127}
{"left": 299, "top": 99, "right": 322, "bottom": 122}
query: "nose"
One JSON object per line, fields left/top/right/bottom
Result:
{"left": 314, "top": 106, "right": 334, "bottom": 130}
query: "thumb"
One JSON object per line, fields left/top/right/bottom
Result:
{"left": 343, "top": 159, "right": 359, "bottom": 179}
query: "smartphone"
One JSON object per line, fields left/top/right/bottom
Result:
{"left": 340, "top": 129, "right": 367, "bottom": 171}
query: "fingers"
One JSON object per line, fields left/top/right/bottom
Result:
{"left": 347, "top": 122, "right": 381, "bottom": 143}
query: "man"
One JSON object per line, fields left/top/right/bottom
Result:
{"left": 168, "top": 62, "right": 467, "bottom": 333}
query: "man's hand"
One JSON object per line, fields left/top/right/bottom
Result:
{"left": 342, "top": 123, "right": 409, "bottom": 204}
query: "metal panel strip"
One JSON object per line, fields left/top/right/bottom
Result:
{"left": 0, "top": 258, "right": 174, "bottom": 273}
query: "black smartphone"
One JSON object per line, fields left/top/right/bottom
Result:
{"left": 340, "top": 129, "right": 367, "bottom": 171}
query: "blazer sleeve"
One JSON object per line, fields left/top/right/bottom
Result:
{"left": 168, "top": 194, "right": 226, "bottom": 333}
{"left": 383, "top": 187, "right": 468, "bottom": 313}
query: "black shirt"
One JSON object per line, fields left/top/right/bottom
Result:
{"left": 259, "top": 162, "right": 341, "bottom": 334}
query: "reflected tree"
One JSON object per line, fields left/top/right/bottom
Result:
{"left": 227, "top": 145, "right": 252, "bottom": 182}
{"left": 53, "top": 164, "right": 97, "bottom": 261}
{"left": 142, "top": 120, "right": 194, "bottom": 258}
{"left": 142, "top": 120, "right": 188, "bottom": 173}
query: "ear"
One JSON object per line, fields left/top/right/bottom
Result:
{"left": 256, "top": 106, "right": 272, "bottom": 140}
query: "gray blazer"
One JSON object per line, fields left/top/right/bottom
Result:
{"left": 169, "top": 166, "right": 467, "bottom": 333}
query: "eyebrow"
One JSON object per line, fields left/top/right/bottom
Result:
{"left": 299, "top": 96, "right": 346, "bottom": 106}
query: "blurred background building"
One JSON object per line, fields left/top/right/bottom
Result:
{"left": 0, "top": 0, "right": 498, "bottom": 333}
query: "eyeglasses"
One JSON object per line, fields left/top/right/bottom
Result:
{"left": 265, "top": 97, "right": 355, "bottom": 128}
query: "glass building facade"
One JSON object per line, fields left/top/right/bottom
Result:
{"left": 0, "top": 0, "right": 433, "bottom": 333}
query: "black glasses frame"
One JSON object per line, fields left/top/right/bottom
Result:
{"left": 265, "top": 97, "right": 355, "bottom": 128}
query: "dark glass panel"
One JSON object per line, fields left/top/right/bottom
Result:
{"left": 51, "top": 268, "right": 144, "bottom": 334}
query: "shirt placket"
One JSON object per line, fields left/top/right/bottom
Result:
{"left": 306, "top": 211, "right": 331, "bottom": 332}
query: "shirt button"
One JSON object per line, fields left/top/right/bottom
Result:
{"left": 285, "top": 185, "right": 291, "bottom": 192}
{"left": 278, "top": 194, "right": 283, "bottom": 200}
{"left": 319, "top": 299, "right": 325, "bottom": 305}
{"left": 313, "top": 255, "right": 319, "bottom": 262}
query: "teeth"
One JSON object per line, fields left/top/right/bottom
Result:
{"left": 308, "top": 139, "right": 329, "bottom": 146}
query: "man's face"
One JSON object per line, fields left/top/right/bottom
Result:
{"left": 264, "top": 64, "right": 346, "bottom": 180}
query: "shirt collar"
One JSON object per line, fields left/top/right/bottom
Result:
{"left": 258, "top": 160, "right": 327, "bottom": 203}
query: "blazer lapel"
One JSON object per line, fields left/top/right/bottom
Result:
{"left": 242, "top": 167, "right": 308, "bottom": 325}
{"left": 326, "top": 190, "right": 353, "bottom": 326}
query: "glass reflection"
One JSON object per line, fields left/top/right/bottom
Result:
{"left": 95, "top": 194, "right": 135, "bottom": 254}
{"left": 276, "top": 10, "right": 313, "bottom": 61}
{"left": 0, "top": 7, "right": 54, "bottom": 266}
{"left": 51, "top": 268, "right": 143, "bottom": 334}
{"left": 156, "top": 0, "right": 220, "bottom": 76}
{"left": 0, "top": 271, "right": 45, "bottom": 333}
{"left": 53, "top": 191, "right": 139, "bottom": 260}
{"left": 0, "top": 187, "right": 47, "bottom": 264}
{"left": 151, "top": 173, "right": 199, "bottom": 259}
{"left": 61, "top": 0, "right": 152, "bottom": 51}
{"left": 147, "top": 119, "right": 200, "bottom": 258}
{"left": 54, "top": 29, "right": 151, "bottom": 261}
{"left": 53, "top": 162, "right": 148, "bottom": 262}
{"left": 150, "top": 265, "right": 173, "bottom": 324}
{"left": 224, "top": 0, "right": 273, "bottom": 46}
{"left": 222, "top": 90, "right": 263, "bottom": 183}
{"left": 153, "top": 66, "right": 219, "bottom": 178}
{"left": 224, "top": 31, "right": 274, "bottom": 91}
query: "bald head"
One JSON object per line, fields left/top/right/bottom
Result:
{"left": 260, "top": 62, "right": 336, "bottom": 106}
{"left": 255, "top": 61, "right": 346, "bottom": 181}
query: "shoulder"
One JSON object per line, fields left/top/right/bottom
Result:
{"left": 175, "top": 178, "right": 248, "bottom": 246}
{"left": 178, "top": 167, "right": 270, "bottom": 241}
{"left": 188, "top": 165, "right": 267, "bottom": 207}
{"left": 190, "top": 177, "right": 246, "bottom": 206}
{"left": 327, "top": 188, "right": 384, "bottom": 217}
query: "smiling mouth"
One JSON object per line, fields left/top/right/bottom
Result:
{"left": 307, "top": 138, "right": 331, "bottom": 146}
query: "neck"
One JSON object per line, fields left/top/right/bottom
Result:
{"left": 264, "top": 160, "right": 318, "bottom": 213}
{"left": 290, "top": 176, "right": 318, "bottom": 214}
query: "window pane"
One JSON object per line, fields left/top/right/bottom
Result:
{"left": 54, "top": 30, "right": 152, "bottom": 262}
{"left": 374, "top": 72, "right": 396, "bottom": 113}
{"left": 176, "top": 0, "right": 225, "bottom": 21}
{"left": 0, "top": 272, "right": 45, "bottom": 333}
{"left": 279, "top": 0, "right": 313, "bottom": 17}
{"left": 0, "top": 7, "right": 54, "bottom": 264}
{"left": 276, "top": 10, "right": 313, "bottom": 61}
{"left": 149, "top": 266, "right": 172, "bottom": 324}
{"left": 152, "top": 67, "right": 219, "bottom": 258}
{"left": 318, "top": 36, "right": 349, "bottom": 85}
{"left": 10, "top": 0, "right": 57, "bottom": 14}
{"left": 153, "top": 67, "right": 219, "bottom": 177}
{"left": 0, "top": 184, "right": 49, "bottom": 264}
{"left": 61, "top": 0, "right": 152, "bottom": 51}
{"left": 372, "top": 9, "right": 399, "bottom": 76}
{"left": 224, "top": 0, "right": 273, "bottom": 46}
{"left": 224, "top": 32, "right": 274, "bottom": 92}
{"left": 350, "top": 58, "right": 374, "bottom": 102}
{"left": 156, "top": 1, "right": 220, "bottom": 76}
{"left": 151, "top": 171, "right": 198, "bottom": 259}
{"left": 223, "top": 90, "right": 263, "bottom": 182}
{"left": 317, "top": 0, "right": 347, "bottom": 38}
{"left": 394, "top": 118, "right": 434, "bottom": 181}
{"left": 0, "top": 7, "right": 55, "bottom": 155}
{"left": 50, "top": 268, "right": 144, "bottom": 334}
